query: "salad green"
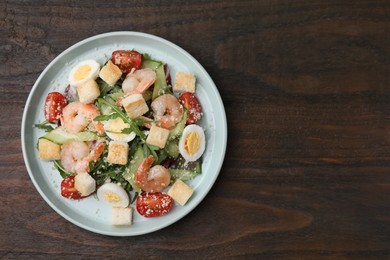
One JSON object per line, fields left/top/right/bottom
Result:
{"left": 35, "top": 49, "right": 205, "bottom": 224}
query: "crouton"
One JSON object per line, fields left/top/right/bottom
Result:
{"left": 173, "top": 72, "right": 196, "bottom": 93}
{"left": 168, "top": 179, "right": 193, "bottom": 206}
{"left": 38, "top": 139, "right": 61, "bottom": 160}
{"left": 146, "top": 125, "right": 170, "bottom": 149}
{"left": 107, "top": 141, "right": 129, "bottom": 165}
{"left": 112, "top": 207, "right": 133, "bottom": 226}
{"left": 99, "top": 60, "right": 122, "bottom": 86}
{"left": 77, "top": 79, "right": 100, "bottom": 104}
{"left": 74, "top": 172, "right": 96, "bottom": 196}
{"left": 121, "top": 94, "right": 149, "bottom": 119}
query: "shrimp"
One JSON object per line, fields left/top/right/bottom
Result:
{"left": 117, "top": 68, "right": 157, "bottom": 106}
{"left": 151, "top": 94, "right": 184, "bottom": 129}
{"left": 61, "top": 140, "right": 105, "bottom": 175}
{"left": 139, "top": 115, "right": 154, "bottom": 129}
{"left": 61, "top": 101, "right": 104, "bottom": 135}
{"left": 135, "top": 155, "right": 171, "bottom": 192}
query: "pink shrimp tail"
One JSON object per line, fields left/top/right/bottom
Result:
{"left": 74, "top": 141, "right": 105, "bottom": 174}
{"left": 116, "top": 69, "right": 157, "bottom": 106}
{"left": 135, "top": 155, "right": 155, "bottom": 188}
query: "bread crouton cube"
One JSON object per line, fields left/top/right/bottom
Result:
{"left": 173, "top": 72, "right": 196, "bottom": 93}
{"left": 121, "top": 94, "right": 149, "bottom": 119}
{"left": 38, "top": 139, "right": 61, "bottom": 160}
{"left": 107, "top": 141, "right": 129, "bottom": 165}
{"left": 146, "top": 125, "right": 170, "bottom": 149}
{"left": 112, "top": 207, "right": 133, "bottom": 226}
{"left": 99, "top": 60, "right": 122, "bottom": 86}
{"left": 77, "top": 79, "right": 100, "bottom": 104}
{"left": 74, "top": 172, "right": 96, "bottom": 196}
{"left": 168, "top": 179, "right": 193, "bottom": 206}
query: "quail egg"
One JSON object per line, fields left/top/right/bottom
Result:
{"left": 97, "top": 183, "right": 129, "bottom": 208}
{"left": 68, "top": 59, "right": 100, "bottom": 87}
{"left": 178, "top": 124, "right": 206, "bottom": 162}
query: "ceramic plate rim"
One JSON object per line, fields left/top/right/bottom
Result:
{"left": 21, "top": 31, "right": 227, "bottom": 236}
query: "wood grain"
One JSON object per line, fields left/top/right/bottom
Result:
{"left": 1, "top": 0, "right": 390, "bottom": 258}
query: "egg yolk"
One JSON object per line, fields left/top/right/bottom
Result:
{"left": 74, "top": 65, "right": 92, "bottom": 81}
{"left": 108, "top": 118, "right": 129, "bottom": 133}
{"left": 104, "top": 192, "right": 122, "bottom": 203}
{"left": 184, "top": 132, "right": 200, "bottom": 155}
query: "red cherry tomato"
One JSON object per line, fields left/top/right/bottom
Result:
{"left": 136, "top": 192, "right": 173, "bottom": 218}
{"left": 44, "top": 92, "right": 67, "bottom": 122}
{"left": 61, "top": 176, "right": 86, "bottom": 200}
{"left": 111, "top": 50, "right": 142, "bottom": 74}
{"left": 179, "top": 92, "right": 203, "bottom": 124}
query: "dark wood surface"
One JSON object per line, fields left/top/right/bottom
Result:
{"left": 1, "top": 0, "right": 390, "bottom": 258}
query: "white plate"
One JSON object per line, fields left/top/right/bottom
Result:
{"left": 21, "top": 31, "right": 227, "bottom": 236}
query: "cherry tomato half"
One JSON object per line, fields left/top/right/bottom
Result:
{"left": 44, "top": 92, "right": 67, "bottom": 122}
{"left": 179, "top": 92, "right": 203, "bottom": 124}
{"left": 61, "top": 176, "right": 86, "bottom": 200}
{"left": 111, "top": 50, "right": 142, "bottom": 74}
{"left": 136, "top": 192, "right": 173, "bottom": 218}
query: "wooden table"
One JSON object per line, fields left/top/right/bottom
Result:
{"left": 1, "top": 0, "right": 389, "bottom": 258}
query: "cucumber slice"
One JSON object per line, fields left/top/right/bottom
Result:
{"left": 99, "top": 96, "right": 117, "bottom": 115}
{"left": 108, "top": 90, "right": 124, "bottom": 101}
{"left": 169, "top": 168, "right": 201, "bottom": 182}
{"left": 169, "top": 158, "right": 201, "bottom": 181}
{"left": 169, "top": 111, "right": 187, "bottom": 140}
{"left": 142, "top": 59, "right": 169, "bottom": 100}
{"left": 100, "top": 103, "right": 113, "bottom": 115}
{"left": 123, "top": 145, "right": 144, "bottom": 193}
{"left": 142, "top": 89, "right": 153, "bottom": 102}
{"left": 142, "top": 59, "right": 162, "bottom": 70}
{"left": 42, "top": 126, "right": 102, "bottom": 145}
{"left": 165, "top": 140, "right": 180, "bottom": 158}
